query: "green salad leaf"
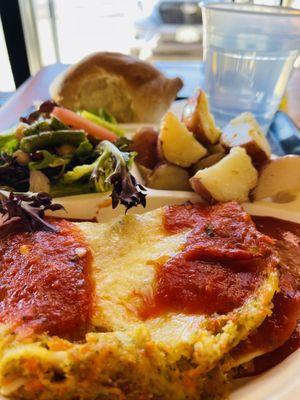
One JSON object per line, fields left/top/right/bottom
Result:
{"left": 29, "top": 150, "right": 70, "bottom": 171}
{"left": 0, "top": 133, "right": 19, "bottom": 155}
{"left": 61, "top": 140, "right": 146, "bottom": 211}
{"left": 75, "top": 140, "right": 94, "bottom": 158}
{"left": 80, "top": 110, "right": 124, "bottom": 137}
{"left": 63, "top": 162, "right": 96, "bottom": 184}
{"left": 98, "top": 108, "right": 117, "bottom": 124}
{"left": 50, "top": 182, "right": 92, "bottom": 198}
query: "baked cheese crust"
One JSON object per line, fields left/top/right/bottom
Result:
{"left": 0, "top": 207, "right": 278, "bottom": 399}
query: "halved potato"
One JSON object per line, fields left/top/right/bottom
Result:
{"left": 183, "top": 90, "right": 221, "bottom": 145}
{"left": 252, "top": 155, "right": 300, "bottom": 201}
{"left": 131, "top": 127, "right": 159, "bottom": 169}
{"left": 193, "top": 153, "right": 225, "bottom": 174}
{"left": 159, "top": 111, "right": 207, "bottom": 167}
{"left": 190, "top": 147, "right": 258, "bottom": 203}
{"left": 136, "top": 162, "right": 152, "bottom": 182}
{"left": 207, "top": 143, "right": 226, "bottom": 155}
{"left": 221, "top": 113, "right": 271, "bottom": 165}
{"left": 146, "top": 163, "right": 191, "bottom": 191}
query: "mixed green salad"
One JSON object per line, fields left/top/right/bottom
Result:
{"left": 0, "top": 101, "right": 146, "bottom": 211}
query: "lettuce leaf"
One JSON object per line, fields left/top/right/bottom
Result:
{"left": 75, "top": 140, "right": 94, "bottom": 157}
{"left": 62, "top": 162, "right": 96, "bottom": 184}
{"left": 0, "top": 133, "right": 19, "bottom": 155}
{"left": 80, "top": 110, "right": 124, "bottom": 137}
{"left": 29, "top": 150, "right": 70, "bottom": 170}
{"left": 61, "top": 140, "right": 146, "bottom": 211}
{"left": 50, "top": 182, "right": 92, "bottom": 197}
{"left": 98, "top": 108, "right": 117, "bottom": 124}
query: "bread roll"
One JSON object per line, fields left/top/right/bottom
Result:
{"left": 50, "top": 52, "right": 183, "bottom": 123}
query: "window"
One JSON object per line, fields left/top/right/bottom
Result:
{"left": 20, "top": 0, "right": 206, "bottom": 73}
{"left": 0, "top": 18, "right": 15, "bottom": 91}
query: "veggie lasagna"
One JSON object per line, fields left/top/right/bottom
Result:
{"left": 0, "top": 202, "right": 299, "bottom": 399}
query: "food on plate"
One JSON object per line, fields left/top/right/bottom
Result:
{"left": 50, "top": 52, "right": 183, "bottom": 123}
{"left": 133, "top": 92, "right": 290, "bottom": 206}
{"left": 252, "top": 155, "right": 300, "bottom": 201}
{"left": 0, "top": 102, "right": 146, "bottom": 211}
{"left": 79, "top": 110, "right": 125, "bottom": 137}
{"left": 1, "top": 196, "right": 291, "bottom": 399}
{"left": 158, "top": 111, "right": 207, "bottom": 167}
{"left": 131, "top": 127, "right": 159, "bottom": 169}
{"left": 51, "top": 106, "right": 118, "bottom": 142}
{"left": 224, "top": 215, "right": 300, "bottom": 376}
{"left": 183, "top": 90, "right": 221, "bottom": 145}
{"left": 207, "top": 142, "right": 226, "bottom": 154}
{"left": 146, "top": 163, "right": 191, "bottom": 191}
{"left": 190, "top": 147, "right": 258, "bottom": 203}
{"left": 221, "top": 112, "right": 271, "bottom": 165}
{"left": 192, "top": 152, "right": 225, "bottom": 173}
{"left": 135, "top": 162, "right": 152, "bottom": 181}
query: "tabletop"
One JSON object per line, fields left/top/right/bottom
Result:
{"left": 0, "top": 62, "right": 299, "bottom": 132}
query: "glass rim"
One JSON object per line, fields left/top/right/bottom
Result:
{"left": 201, "top": 2, "right": 300, "bottom": 18}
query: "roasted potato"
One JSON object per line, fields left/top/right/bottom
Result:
{"left": 146, "top": 163, "right": 191, "bottom": 191}
{"left": 190, "top": 147, "right": 258, "bottom": 203}
{"left": 183, "top": 90, "right": 221, "bottom": 145}
{"left": 136, "top": 162, "right": 152, "bottom": 182}
{"left": 159, "top": 111, "right": 207, "bottom": 168}
{"left": 192, "top": 153, "right": 225, "bottom": 174}
{"left": 207, "top": 143, "right": 226, "bottom": 155}
{"left": 252, "top": 155, "right": 300, "bottom": 201}
{"left": 131, "top": 127, "right": 159, "bottom": 169}
{"left": 221, "top": 112, "right": 271, "bottom": 165}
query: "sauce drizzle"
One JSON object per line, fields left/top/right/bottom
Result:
{"left": 141, "top": 203, "right": 277, "bottom": 318}
{"left": 0, "top": 219, "right": 93, "bottom": 339}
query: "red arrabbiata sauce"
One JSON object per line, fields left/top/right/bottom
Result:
{"left": 0, "top": 219, "right": 93, "bottom": 339}
{"left": 141, "top": 203, "right": 278, "bottom": 318}
{"left": 235, "top": 216, "right": 300, "bottom": 375}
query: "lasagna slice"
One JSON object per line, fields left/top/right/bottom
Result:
{"left": 0, "top": 203, "right": 279, "bottom": 399}
{"left": 224, "top": 216, "right": 300, "bottom": 376}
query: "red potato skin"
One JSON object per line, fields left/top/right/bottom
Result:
{"left": 221, "top": 137, "right": 270, "bottom": 167}
{"left": 189, "top": 176, "right": 215, "bottom": 204}
{"left": 249, "top": 159, "right": 271, "bottom": 201}
{"left": 183, "top": 91, "right": 219, "bottom": 145}
{"left": 131, "top": 127, "right": 159, "bottom": 169}
{"left": 184, "top": 109, "right": 211, "bottom": 145}
{"left": 156, "top": 137, "right": 165, "bottom": 162}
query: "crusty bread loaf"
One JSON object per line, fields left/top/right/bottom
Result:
{"left": 50, "top": 52, "right": 183, "bottom": 123}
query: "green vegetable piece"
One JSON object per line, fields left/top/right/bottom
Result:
{"left": 60, "top": 140, "right": 146, "bottom": 211}
{"left": 20, "top": 130, "right": 87, "bottom": 153}
{"left": 0, "top": 133, "right": 19, "bottom": 155}
{"left": 29, "top": 150, "right": 70, "bottom": 170}
{"left": 23, "top": 121, "right": 52, "bottom": 137}
{"left": 50, "top": 182, "right": 92, "bottom": 197}
{"left": 50, "top": 117, "right": 68, "bottom": 131}
{"left": 80, "top": 110, "right": 124, "bottom": 137}
{"left": 90, "top": 140, "right": 146, "bottom": 210}
{"left": 98, "top": 108, "right": 117, "bottom": 124}
{"left": 63, "top": 161, "right": 96, "bottom": 184}
{"left": 75, "top": 140, "right": 94, "bottom": 157}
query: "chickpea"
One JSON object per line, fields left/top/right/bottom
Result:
{"left": 56, "top": 144, "right": 76, "bottom": 156}
{"left": 13, "top": 150, "right": 30, "bottom": 166}
{"left": 15, "top": 123, "right": 28, "bottom": 140}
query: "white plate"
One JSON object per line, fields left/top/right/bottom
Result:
{"left": 33, "top": 102, "right": 300, "bottom": 399}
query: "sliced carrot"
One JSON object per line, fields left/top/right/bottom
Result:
{"left": 52, "top": 107, "right": 117, "bottom": 142}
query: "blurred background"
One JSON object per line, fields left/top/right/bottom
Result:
{"left": 1, "top": 0, "right": 205, "bottom": 94}
{"left": 1, "top": 0, "right": 300, "bottom": 94}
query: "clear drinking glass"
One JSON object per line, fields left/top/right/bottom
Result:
{"left": 201, "top": 3, "right": 300, "bottom": 132}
